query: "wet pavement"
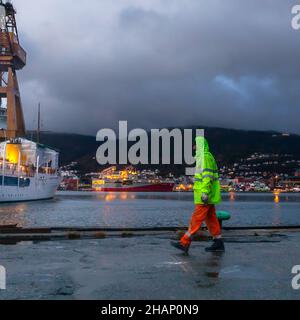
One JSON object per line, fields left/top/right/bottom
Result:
{"left": 0, "top": 231, "right": 300, "bottom": 300}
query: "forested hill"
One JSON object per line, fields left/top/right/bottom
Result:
{"left": 27, "top": 127, "right": 300, "bottom": 174}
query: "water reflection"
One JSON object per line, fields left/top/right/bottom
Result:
{"left": 0, "top": 192, "right": 299, "bottom": 228}
{"left": 229, "top": 192, "right": 235, "bottom": 202}
{"left": 102, "top": 201, "right": 111, "bottom": 227}
{"left": 195, "top": 252, "right": 224, "bottom": 288}
{"left": 104, "top": 193, "right": 116, "bottom": 202}
{"left": 273, "top": 191, "right": 280, "bottom": 203}
{"left": 57, "top": 191, "right": 300, "bottom": 203}
{"left": 0, "top": 203, "right": 27, "bottom": 227}
{"left": 96, "top": 193, "right": 136, "bottom": 202}
{"left": 273, "top": 202, "right": 281, "bottom": 225}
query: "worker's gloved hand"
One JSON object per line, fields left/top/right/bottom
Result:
{"left": 201, "top": 193, "right": 209, "bottom": 204}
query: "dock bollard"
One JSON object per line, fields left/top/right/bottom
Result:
{"left": 216, "top": 211, "right": 231, "bottom": 228}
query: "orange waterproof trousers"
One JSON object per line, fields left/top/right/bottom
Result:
{"left": 180, "top": 204, "right": 221, "bottom": 247}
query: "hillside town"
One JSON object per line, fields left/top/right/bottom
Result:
{"left": 59, "top": 152, "right": 300, "bottom": 193}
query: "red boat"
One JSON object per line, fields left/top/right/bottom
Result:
{"left": 92, "top": 167, "right": 175, "bottom": 192}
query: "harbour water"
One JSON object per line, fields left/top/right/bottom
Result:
{"left": 0, "top": 192, "right": 299, "bottom": 228}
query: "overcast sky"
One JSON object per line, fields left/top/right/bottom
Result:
{"left": 11, "top": 0, "right": 300, "bottom": 135}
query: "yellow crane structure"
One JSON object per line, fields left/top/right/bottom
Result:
{"left": 0, "top": 1, "right": 26, "bottom": 140}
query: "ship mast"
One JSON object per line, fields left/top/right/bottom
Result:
{"left": 0, "top": 1, "right": 26, "bottom": 140}
{"left": 36, "top": 103, "right": 41, "bottom": 144}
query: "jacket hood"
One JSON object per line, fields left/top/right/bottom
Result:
{"left": 195, "top": 136, "right": 209, "bottom": 154}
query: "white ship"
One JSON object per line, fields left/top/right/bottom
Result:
{"left": 0, "top": 2, "right": 61, "bottom": 202}
{"left": 0, "top": 138, "right": 61, "bottom": 202}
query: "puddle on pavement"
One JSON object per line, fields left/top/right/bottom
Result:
{"left": 205, "top": 271, "right": 219, "bottom": 278}
{"left": 162, "top": 261, "right": 187, "bottom": 265}
{"left": 219, "top": 265, "right": 266, "bottom": 279}
{"left": 225, "top": 234, "right": 288, "bottom": 243}
{"left": 156, "top": 261, "right": 188, "bottom": 269}
{"left": 196, "top": 279, "right": 216, "bottom": 288}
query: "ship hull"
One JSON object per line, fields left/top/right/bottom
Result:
{"left": 0, "top": 174, "right": 61, "bottom": 203}
{"left": 93, "top": 182, "right": 175, "bottom": 192}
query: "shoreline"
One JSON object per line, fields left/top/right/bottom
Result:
{"left": 56, "top": 190, "right": 300, "bottom": 194}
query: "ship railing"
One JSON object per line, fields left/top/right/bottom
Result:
{"left": 38, "top": 167, "right": 58, "bottom": 175}
{"left": 0, "top": 159, "right": 58, "bottom": 178}
{"left": 0, "top": 165, "right": 33, "bottom": 178}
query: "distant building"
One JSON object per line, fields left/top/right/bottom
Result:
{"left": 60, "top": 177, "right": 79, "bottom": 191}
{"left": 282, "top": 176, "right": 300, "bottom": 188}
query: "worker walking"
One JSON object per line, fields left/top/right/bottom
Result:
{"left": 171, "top": 136, "right": 224, "bottom": 254}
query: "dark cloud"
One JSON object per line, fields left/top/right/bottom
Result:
{"left": 12, "top": 0, "right": 300, "bottom": 134}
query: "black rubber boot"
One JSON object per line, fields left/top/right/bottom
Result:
{"left": 171, "top": 241, "right": 190, "bottom": 255}
{"left": 205, "top": 239, "right": 225, "bottom": 252}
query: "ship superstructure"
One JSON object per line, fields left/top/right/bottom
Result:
{"left": 0, "top": 138, "right": 60, "bottom": 201}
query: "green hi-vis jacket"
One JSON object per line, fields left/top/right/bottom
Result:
{"left": 193, "top": 136, "right": 221, "bottom": 205}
